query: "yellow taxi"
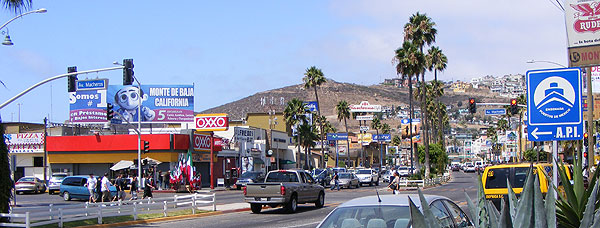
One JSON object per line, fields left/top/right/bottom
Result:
{"left": 481, "top": 163, "right": 571, "bottom": 209}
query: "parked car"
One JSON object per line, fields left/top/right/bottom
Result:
{"left": 235, "top": 171, "right": 266, "bottom": 190}
{"left": 15, "top": 177, "right": 46, "bottom": 194}
{"left": 313, "top": 169, "right": 332, "bottom": 187}
{"left": 396, "top": 166, "right": 411, "bottom": 177}
{"left": 60, "top": 176, "right": 117, "bottom": 201}
{"left": 451, "top": 164, "right": 461, "bottom": 172}
{"left": 464, "top": 164, "right": 477, "bottom": 173}
{"left": 244, "top": 169, "right": 325, "bottom": 213}
{"left": 331, "top": 172, "right": 360, "bottom": 189}
{"left": 48, "top": 173, "right": 68, "bottom": 194}
{"left": 316, "top": 194, "right": 474, "bottom": 228}
{"left": 355, "top": 169, "right": 379, "bottom": 186}
{"left": 381, "top": 170, "right": 393, "bottom": 183}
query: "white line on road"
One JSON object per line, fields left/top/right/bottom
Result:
{"left": 282, "top": 221, "right": 321, "bottom": 228}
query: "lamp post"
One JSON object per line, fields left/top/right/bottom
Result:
{"left": 1, "top": 8, "right": 47, "bottom": 46}
{"left": 526, "top": 60, "right": 567, "bottom": 68}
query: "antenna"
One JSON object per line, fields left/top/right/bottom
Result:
{"left": 375, "top": 184, "right": 382, "bottom": 203}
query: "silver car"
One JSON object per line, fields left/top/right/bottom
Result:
{"left": 316, "top": 194, "right": 474, "bottom": 228}
{"left": 331, "top": 172, "right": 360, "bottom": 189}
{"left": 48, "top": 173, "right": 68, "bottom": 194}
{"left": 15, "top": 176, "right": 46, "bottom": 194}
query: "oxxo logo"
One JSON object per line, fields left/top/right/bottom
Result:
{"left": 194, "top": 134, "right": 211, "bottom": 150}
{"left": 195, "top": 114, "right": 229, "bottom": 131}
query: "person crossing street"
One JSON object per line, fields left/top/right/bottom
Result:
{"left": 330, "top": 171, "right": 340, "bottom": 191}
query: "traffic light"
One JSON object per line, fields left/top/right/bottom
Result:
{"left": 67, "top": 66, "right": 78, "bottom": 92}
{"left": 468, "top": 98, "right": 476, "bottom": 114}
{"left": 106, "top": 103, "right": 114, "bottom": 120}
{"left": 584, "top": 132, "right": 589, "bottom": 148}
{"left": 510, "top": 99, "right": 518, "bottom": 115}
{"left": 143, "top": 140, "right": 150, "bottom": 153}
{"left": 123, "top": 59, "right": 134, "bottom": 85}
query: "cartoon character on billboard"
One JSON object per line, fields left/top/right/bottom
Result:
{"left": 114, "top": 86, "right": 155, "bottom": 122}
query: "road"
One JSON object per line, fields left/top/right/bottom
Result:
{"left": 123, "top": 171, "right": 479, "bottom": 228}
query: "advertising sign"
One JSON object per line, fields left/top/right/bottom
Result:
{"left": 193, "top": 133, "right": 212, "bottom": 152}
{"left": 506, "top": 131, "right": 518, "bottom": 144}
{"left": 304, "top": 101, "right": 319, "bottom": 112}
{"left": 337, "top": 145, "right": 347, "bottom": 156}
{"left": 356, "top": 115, "right": 374, "bottom": 121}
{"left": 565, "top": 0, "right": 600, "bottom": 66}
{"left": 349, "top": 101, "right": 382, "bottom": 112}
{"left": 357, "top": 133, "right": 373, "bottom": 145}
{"left": 327, "top": 133, "right": 348, "bottom": 141}
{"left": 360, "top": 126, "right": 370, "bottom": 132}
{"left": 4, "top": 133, "right": 45, "bottom": 153}
{"left": 69, "top": 85, "right": 194, "bottom": 123}
{"left": 234, "top": 127, "right": 255, "bottom": 142}
{"left": 372, "top": 134, "right": 392, "bottom": 142}
{"left": 195, "top": 114, "right": 229, "bottom": 131}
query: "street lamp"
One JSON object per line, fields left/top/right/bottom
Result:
{"left": 526, "top": 60, "right": 567, "bottom": 68}
{"left": 1, "top": 8, "right": 47, "bottom": 46}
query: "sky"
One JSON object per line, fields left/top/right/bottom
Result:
{"left": 0, "top": 1, "right": 569, "bottom": 124}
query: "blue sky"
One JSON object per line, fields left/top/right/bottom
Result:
{"left": 0, "top": 1, "right": 567, "bottom": 123}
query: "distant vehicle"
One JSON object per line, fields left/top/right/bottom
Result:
{"left": 312, "top": 169, "right": 332, "bottom": 187}
{"left": 15, "top": 177, "right": 46, "bottom": 194}
{"left": 451, "top": 164, "right": 461, "bottom": 172}
{"left": 48, "top": 173, "right": 68, "bottom": 194}
{"left": 234, "top": 171, "right": 265, "bottom": 190}
{"left": 331, "top": 172, "right": 360, "bottom": 189}
{"left": 381, "top": 170, "right": 393, "bottom": 183}
{"left": 332, "top": 167, "right": 347, "bottom": 174}
{"left": 355, "top": 169, "right": 379, "bottom": 186}
{"left": 464, "top": 164, "right": 477, "bottom": 173}
{"left": 244, "top": 169, "right": 325, "bottom": 213}
{"left": 396, "top": 166, "right": 411, "bottom": 177}
{"left": 316, "top": 194, "right": 473, "bottom": 228}
{"left": 462, "top": 162, "right": 473, "bottom": 171}
{"left": 474, "top": 161, "right": 486, "bottom": 172}
{"left": 60, "top": 176, "right": 117, "bottom": 201}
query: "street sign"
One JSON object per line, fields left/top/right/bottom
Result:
{"left": 356, "top": 115, "right": 374, "bottom": 121}
{"left": 372, "top": 134, "right": 391, "bottom": 142}
{"left": 485, "top": 109, "right": 506, "bottom": 115}
{"left": 526, "top": 68, "right": 583, "bottom": 141}
{"left": 76, "top": 79, "right": 108, "bottom": 91}
{"left": 327, "top": 133, "right": 348, "bottom": 141}
{"left": 304, "top": 101, "right": 318, "bottom": 112}
{"left": 400, "top": 119, "right": 421, "bottom": 124}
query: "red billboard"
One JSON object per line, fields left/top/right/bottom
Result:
{"left": 195, "top": 114, "right": 229, "bottom": 131}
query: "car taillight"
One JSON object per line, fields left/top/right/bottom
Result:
{"left": 280, "top": 185, "right": 286, "bottom": 195}
{"left": 243, "top": 186, "right": 247, "bottom": 196}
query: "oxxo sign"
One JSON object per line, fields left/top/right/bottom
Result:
{"left": 195, "top": 113, "right": 229, "bottom": 131}
{"left": 193, "top": 133, "right": 212, "bottom": 152}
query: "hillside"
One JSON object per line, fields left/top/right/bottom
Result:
{"left": 200, "top": 80, "right": 504, "bottom": 131}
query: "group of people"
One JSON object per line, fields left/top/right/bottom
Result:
{"left": 83, "top": 172, "right": 158, "bottom": 203}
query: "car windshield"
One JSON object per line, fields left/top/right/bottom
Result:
{"left": 357, "top": 170, "right": 372, "bottom": 174}
{"left": 317, "top": 205, "right": 410, "bottom": 228}
{"left": 19, "top": 177, "right": 35, "bottom": 182}
{"left": 240, "top": 172, "right": 261, "bottom": 179}
{"left": 339, "top": 173, "right": 351, "bottom": 179}
{"left": 52, "top": 174, "right": 67, "bottom": 180}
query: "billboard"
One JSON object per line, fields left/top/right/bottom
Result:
{"left": 565, "top": 0, "right": 600, "bottom": 66}
{"left": 195, "top": 114, "right": 229, "bottom": 131}
{"left": 69, "top": 85, "right": 194, "bottom": 123}
{"left": 350, "top": 101, "right": 382, "bottom": 112}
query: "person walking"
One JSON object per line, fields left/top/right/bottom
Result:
{"left": 330, "top": 171, "right": 340, "bottom": 191}
{"left": 157, "top": 171, "right": 163, "bottom": 190}
{"left": 101, "top": 173, "right": 111, "bottom": 202}
{"left": 142, "top": 174, "right": 154, "bottom": 199}
{"left": 162, "top": 171, "right": 170, "bottom": 190}
{"left": 85, "top": 174, "right": 97, "bottom": 203}
{"left": 388, "top": 171, "right": 400, "bottom": 194}
{"left": 129, "top": 176, "right": 138, "bottom": 201}
{"left": 113, "top": 174, "right": 123, "bottom": 201}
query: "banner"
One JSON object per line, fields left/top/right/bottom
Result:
{"left": 4, "top": 133, "right": 45, "bottom": 153}
{"left": 69, "top": 85, "right": 194, "bottom": 123}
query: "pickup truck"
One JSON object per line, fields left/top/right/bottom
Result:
{"left": 243, "top": 169, "right": 325, "bottom": 213}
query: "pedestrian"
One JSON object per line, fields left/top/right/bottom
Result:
{"left": 142, "top": 174, "right": 154, "bottom": 199}
{"left": 95, "top": 176, "right": 102, "bottom": 202}
{"left": 388, "top": 172, "right": 400, "bottom": 194}
{"left": 85, "top": 174, "right": 97, "bottom": 203}
{"left": 129, "top": 176, "right": 138, "bottom": 201}
{"left": 157, "top": 171, "right": 163, "bottom": 190}
{"left": 113, "top": 174, "right": 123, "bottom": 201}
{"left": 330, "top": 171, "right": 340, "bottom": 191}
{"left": 162, "top": 171, "right": 169, "bottom": 190}
{"left": 101, "top": 173, "right": 111, "bottom": 202}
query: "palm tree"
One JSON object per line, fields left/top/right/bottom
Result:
{"left": 486, "top": 126, "right": 498, "bottom": 161}
{"left": 404, "top": 12, "right": 437, "bottom": 178}
{"left": 394, "top": 40, "right": 425, "bottom": 172}
{"left": 1, "top": 0, "right": 31, "bottom": 221}
{"left": 303, "top": 66, "right": 327, "bottom": 168}
{"left": 298, "top": 122, "right": 319, "bottom": 169}
{"left": 284, "top": 98, "right": 308, "bottom": 168}
{"left": 335, "top": 100, "right": 352, "bottom": 167}
{"left": 316, "top": 115, "right": 336, "bottom": 167}
{"left": 371, "top": 117, "right": 382, "bottom": 168}
{"left": 427, "top": 46, "right": 447, "bottom": 82}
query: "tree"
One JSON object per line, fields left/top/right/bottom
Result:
{"left": 371, "top": 117, "right": 382, "bottom": 167}
{"left": 427, "top": 46, "right": 447, "bottom": 82}
{"left": 284, "top": 98, "right": 308, "bottom": 168}
{"left": 335, "top": 100, "right": 352, "bottom": 166}
{"left": 417, "top": 143, "right": 448, "bottom": 175}
{"left": 303, "top": 66, "right": 327, "bottom": 168}
{"left": 404, "top": 12, "right": 437, "bottom": 178}
{"left": 297, "top": 122, "right": 319, "bottom": 170}
{"left": 1, "top": 0, "right": 31, "bottom": 221}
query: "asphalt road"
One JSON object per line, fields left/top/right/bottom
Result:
{"left": 123, "top": 171, "right": 479, "bottom": 228}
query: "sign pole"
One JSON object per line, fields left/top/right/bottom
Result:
{"left": 335, "top": 140, "right": 339, "bottom": 167}
{"left": 210, "top": 132, "right": 214, "bottom": 189}
{"left": 553, "top": 140, "right": 558, "bottom": 198}
{"left": 587, "top": 67, "right": 594, "bottom": 174}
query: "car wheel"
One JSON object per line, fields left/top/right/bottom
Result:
{"left": 285, "top": 194, "right": 298, "bottom": 213}
{"left": 369, "top": 181, "right": 373, "bottom": 186}
{"left": 250, "top": 203, "right": 262, "bottom": 213}
{"left": 63, "top": 191, "right": 71, "bottom": 201}
{"left": 34, "top": 188, "right": 39, "bottom": 194}
{"left": 315, "top": 192, "right": 324, "bottom": 208}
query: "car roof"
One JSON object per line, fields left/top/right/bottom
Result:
{"left": 65, "top": 175, "right": 98, "bottom": 178}
{"left": 338, "top": 194, "right": 449, "bottom": 208}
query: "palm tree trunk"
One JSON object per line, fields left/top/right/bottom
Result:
{"left": 344, "top": 118, "right": 351, "bottom": 168}
{"left": 408, "top": 76, "right": 417, "bottom": 172}
{"left": 297, "top": 130, "right": 301, "bottom": 169}
{"left": 421, "top": 72, "right": 431, "bottom": 178}
{"left": 376, "top": 129, "right": 380, "bottom": 168}
{"left": 314, "top": 87, "right": 325, "bottom": 169}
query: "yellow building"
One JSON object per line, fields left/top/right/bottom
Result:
{"left": 245, "top": 112, "right": 288, "bottom": 133}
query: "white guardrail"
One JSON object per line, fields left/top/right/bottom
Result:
{"left": 0, "top": 192, "right": 216, "bottom": 228}
{"left": 397, "top": 172, "right": 452, "bottom": 188}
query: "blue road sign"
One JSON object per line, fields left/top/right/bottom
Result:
{"left": 304, "top": 101, "right": 319, "bottom": 112}
{"left": 526, "top": 68, "right": 583, "bottom": 141}
{"left": 485, "top": 109, "right": 506, "bottom": 115}
{"left": 327, "top": 133, "right": 348, "bottom": 141}
{"left": 372, "top": 134, "right": 391, "bottom": 142}
{"left": 76, "top": 79, "right": 108, "bottom": 91}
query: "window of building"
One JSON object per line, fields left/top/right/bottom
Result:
{"left": 33, "top": 157, "right": 43, "bottom": 167}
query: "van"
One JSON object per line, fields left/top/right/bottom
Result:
{"left": 60, "top": 176, "right": 117, "bottom": 201}
{"left": 482, "top": 163, "right": 571, "bottom": 209}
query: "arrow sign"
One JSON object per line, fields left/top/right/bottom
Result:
{"left": 530, "top": 127, "right": 552, "bottom": 140}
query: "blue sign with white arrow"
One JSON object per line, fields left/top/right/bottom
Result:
{"left": 526, "top": 68, "right": 583, "bottom": 141}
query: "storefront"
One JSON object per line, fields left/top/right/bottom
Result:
{"left": 5, "top": 133, "right": 46, "bottom": 181}
{"left": 46, "top": 134, "right": 190, "bottom": 177}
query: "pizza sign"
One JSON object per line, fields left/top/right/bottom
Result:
{"left": 195, "top": 114, "right": 229, "bottom": 131}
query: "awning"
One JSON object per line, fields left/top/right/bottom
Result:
{"left": 143, "top": 157, "right": 162, "bottom": 165}
{"left": 110, "top": 160, "right": 134, "bottom": 171}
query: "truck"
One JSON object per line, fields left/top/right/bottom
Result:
{"left": 243, "top": 169, "right": 325, "bottom": 213}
